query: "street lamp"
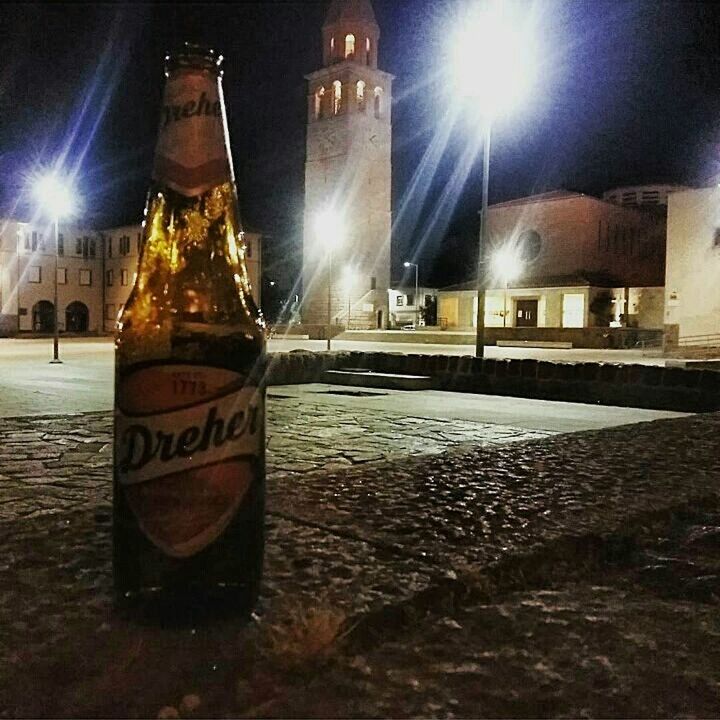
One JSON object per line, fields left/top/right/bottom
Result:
{"left": 449, "top": 1, "right": 536, "bottom": 356}
{"left": 314, "top": 208, "right": 345, "bottom": 350}
{"left": 341, "top": 265, "right": 357, "bottom": 330}
{"left": 491, "top": 245, "right": 522, "bottom": 328}
{"left": 403, "top": 261, "right": 419, "bottom": 327}
{"left": 34, "top": 173, "right": 76, "bottom": 364}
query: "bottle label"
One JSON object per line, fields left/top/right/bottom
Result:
{"left": 115, "top": 365, "right": 262, "bottom": 558}
{"left": 152, "top": 69, "right": 232, "bottom": 197}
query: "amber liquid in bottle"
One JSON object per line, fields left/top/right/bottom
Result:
{"left": 113, "top": 45, "right": 265, "bottom": 622}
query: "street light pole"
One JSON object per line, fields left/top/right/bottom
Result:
{"left": 503, "top": 279, "right": 508, "bottom": 328}
{"left": 475, "top": 120, "right": 491, "bottom": 358}
{"left": 347, "top": 284, "right": 351, "bottom": 330}
{"left": 50, "top": 216, "right": 61, "bottom": 363}
{"left": 326, "top": 246, "right": 333, "bottom": 351}
{"left": 403, "top": 261, "right": 420, "bottom": 327}
{"left": 412, "top": 263, "right": 419, "bottom": 327}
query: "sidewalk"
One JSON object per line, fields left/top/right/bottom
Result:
{"left": 0, "top": 396, "right": 719, "bottom": 717}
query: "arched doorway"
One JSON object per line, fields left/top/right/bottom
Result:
{"left": 66, "top": 301, "right": 89, "bottom": 332}
{"left": 32, "top": 301, "right": 55, "bottom": 332}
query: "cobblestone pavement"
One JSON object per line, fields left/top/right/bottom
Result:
{"left": 1, "top": 397, "right": 719, "bottom": 716}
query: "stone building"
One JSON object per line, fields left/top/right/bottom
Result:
{"left": 0, "top": 219, "right": 103, "bottom": 335}
{"left": 0, "top": 218, "right": 262, "bottom": 336}
{"left": 437, "top": 190, "right": 667, "bottom": 331}
{"left": 302, "top": 0, "right": 393, "bottom": 332}
{"left": 664, "top": 185, "right": 720, "bottom": 345}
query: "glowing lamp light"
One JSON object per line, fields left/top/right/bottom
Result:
{"left": 341, "top": 265, "right": 357, "bottom": 290}
{"left": 34, "top": 174, "right": 75, "bottom": 220}
{"left": 314, "top": 208, "right": 345, "bottom": 248}
{"left": 491, "top": 245, "right": 522, "bottom": 284}
{"left": 449, "top": 1, "right": 537, "bottom": 119}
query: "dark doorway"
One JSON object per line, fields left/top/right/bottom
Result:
{"left": 515, "top": 299, "right": 538, "bottom": 328}
{"left": 376, "top": 309, "right": 383, "bottom": 329}
{"left": 423, "top": 295, "right": 437, "bottom": 326}
{"left": 32, "top": 301, "right": 55, "bottom": 332}
{"left": 66, "top": 301, "right": 89, "bottom": 332}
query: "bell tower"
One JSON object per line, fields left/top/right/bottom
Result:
{"left": 302, "top": 0, "right": 393, "bottom": 332}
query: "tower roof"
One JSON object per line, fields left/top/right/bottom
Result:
{"left": 323, "top": 0, "right": 379, "bottom": 29}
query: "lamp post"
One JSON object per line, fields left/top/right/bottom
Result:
{"left": 449, "top": 1, "right": 536, "bottom": 356}
{"left": 342, "top": 265, "right": 356, "bottom": 330}
{"left": 314, "top": 209, "right": 345, "bottom": 351}
{"left": 34, "top": 174, "right": 75, "bottom": 364}
{"left": 403, "top": 261, "right": 419, "bottom": 327}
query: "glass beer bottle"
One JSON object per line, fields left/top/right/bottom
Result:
{"left": 113, "top": 43, "right": 266, "bottom": 619}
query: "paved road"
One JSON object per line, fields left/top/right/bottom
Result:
{"left": 0, "top": 338, "right": 684, "bottom": 429}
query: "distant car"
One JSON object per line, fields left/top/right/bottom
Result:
{"left": 401, "top": 324, "right": 416, "bottom": 330}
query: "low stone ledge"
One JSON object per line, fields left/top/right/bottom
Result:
{"left": 264, "top": 351, "right": 720, "bottom": 412}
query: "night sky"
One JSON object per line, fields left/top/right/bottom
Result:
{"left": 1, "top": 1, "right": 720, "bottom": 291}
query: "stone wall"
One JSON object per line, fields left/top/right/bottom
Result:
{"left": 265, "top": 350, "right": 720, "bottom": 413}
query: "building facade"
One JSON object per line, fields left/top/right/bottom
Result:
{"left": 302, "top": 0, "right": 393, "bottom": 331}
{"left": 0, "top": 219, "right": 103, "bottom": 335}
{"left": 0, "top": 218, "right": 262, "bottom": 336}
{"left": 435, "top": 190, "right": 668, "bottom": 332}
{"left": 388, "top": 287, "right": 438, "bottom": 328}
{"left": 437, "top": 281, "right": 664, "bottom": 331}
{"left": 664, "top": 186, "right": 720, "bottom": 344}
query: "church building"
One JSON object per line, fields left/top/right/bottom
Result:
{"left": 301, "top": 0, "right": 393, "bottom": 332}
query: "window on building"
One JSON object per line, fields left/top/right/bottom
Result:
{"left": 89, "top": 239, "right": 96, "bottom": 258}
{"left": 106, "top": 269, "right": 114, "bottom": 286}
{"left": 24, "top": 233, "right": 30, "bottom": 250}
{"left": 605, "top": 224, "right": 611, "bottom": 252}
{"left": 562, "top": 294, "right": 585, "bottom": 328}
{"left": 75, "top": 238, "right": 82, "bottom": 254}
{"left": 344, "top": 33, "right": 355, "bottom": 59}
{"left": 107, "top": 237, "right": 113, "bottom": 257}
{"left": 58, "top": 233, "right": 64, "bottom": 256}
{"left": 31, "top": 231, "right": 38, "bottom": 251}
{"left": 370, "top": 276, "right": 377, "bottom": 290}
{"left": 28, "top": 266, "right": 41, "bottom": 283}
{"left": 330, "top": 36, "right": 335, "bottom": 57}
{"left": 105, "top": 304, "right": 116, "bottom": 321}
{"left": 406, "top": 294, "right": 415, "bottom": 307}
{"left": 39, "top": 233, "right": 45, "bottom": 252}
{"left": 57, "top": 268, "right": 67, "bottom": 285}
{"left": 357, "top": 80, "right": 366, "bottom": 111}
{"left": 714, "top": 228, "right": 720, "bottom": 249}
{"left": 79, "top": 269, "right": 92, "bottom": 286}
{"left": 121, "top": 269, "right": 129, "bottom": 286}
{"left": 333, "top": 80, "right": 342, "bottom": 115}
{"left": 246, "top": 240, "right": 252, "bottom": 258}
{"left": 314, "top": 86, "right": 325, "bottom": 120}
{"left": 366, "top": 37, "right": 371, "bottom": 65}
{"left": 120, "top": 235, "right": 130, "bottom": 255}
{"left": 396, "top": 296, "right": 404, "bottom": 306}
{"left": 374, "top": 86, "right": 383, "bottom": 118}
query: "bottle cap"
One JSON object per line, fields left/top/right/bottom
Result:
{"left": 165, "top": 42, "right": 223, "bottom": 77}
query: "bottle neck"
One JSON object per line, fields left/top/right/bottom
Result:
{"left": 152, "top": 67, "right": 234, "bottom": 197}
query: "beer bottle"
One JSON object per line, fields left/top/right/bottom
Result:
{"left": 113, "top": 43, "right": 266, "bottom": 620}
